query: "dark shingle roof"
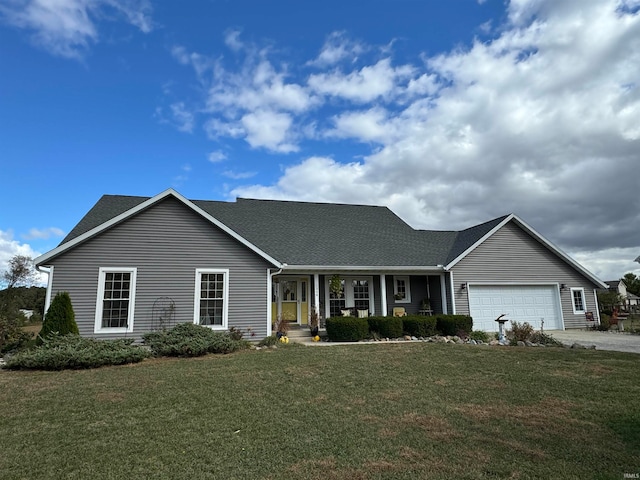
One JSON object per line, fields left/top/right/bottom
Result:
{"left": 59, "top": 194, "right": 509, "bottom": 267}
{"left": 61, "top": 195, "right": 148, "bottom": 244}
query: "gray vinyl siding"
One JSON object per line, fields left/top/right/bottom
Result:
{"left": 450, "top": 221, "right": 600, "bottom": 329}
{"left": 428, "top": 275, "right": 444, "bottom": 315}
{"left": 383, "top": 275, "right": 434, "bottom": 316}
{"left": 46, "top": 197, "right": 273, "bottom": 341}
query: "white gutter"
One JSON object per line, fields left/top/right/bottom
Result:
{"left": 37, "top": 265, "right": 53, "bottom": 314}
{"left": 267, "top": 267, "right": 284, "bottom": 336}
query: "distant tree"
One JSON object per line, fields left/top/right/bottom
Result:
{"left": 1, "top": 255, "right": 37, "bottom": 289}
{"left": 39, "top": 292, "right": 79, "bottom": 341}
{"left": 622, "top": 273, "right": 640, "bottom": 296}
{"left": 597, "top": 291, "right": 623, "bottom": 313}
{"left": 0, "top": 255, "right": 42, "bottom": 352}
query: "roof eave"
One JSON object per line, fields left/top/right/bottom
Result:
{"left": 281, "top": 265, "right": 446, "bottom": 272}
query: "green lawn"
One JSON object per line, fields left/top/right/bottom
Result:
{"left": 1, "top": 343, "right": 639, "bottom": 479}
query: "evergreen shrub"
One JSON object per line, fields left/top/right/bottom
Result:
{"left": 402, "top": 315, "right": 437, "bottom": 337}
{"left": 435, "top": 315, "right": 473, "bottom": 336}
{"left": 367, "top": 316, "right": 404, "bottom": 338}
{"left": 39, "top": 292, "right": 79, "bottom": 342}
{"left": 143, "top": 323, "right": 248, "bottom": 357}
{"left": 326, "top": 317, "right": 369, "bottom": 342}
{"left": 4, "top": 335, "right": 150, "bottom": 370}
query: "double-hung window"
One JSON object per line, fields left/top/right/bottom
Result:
{"left": 570, "top": 287, "right": 586, "bottom": 314}
{"left": 194, "top": 269, "right": 229, "bottom": 329}
{"left": 393, "top": 276, "right": 411, "bottom": 303}
{"left": 95, "top": 267, "right": 137, "bottom": 333}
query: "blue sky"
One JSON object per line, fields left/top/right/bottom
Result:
{"left": 1, "top": 0, "right": 639, "bottom": 282}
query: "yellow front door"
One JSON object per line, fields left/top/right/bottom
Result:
{"left": 271, "top": 277, "right": 310, "bottom": 325}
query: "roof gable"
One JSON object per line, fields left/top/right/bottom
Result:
{"left": 445, "top": 214, "right": 606, "bottom": 288}
{"left": 36, "top": 189, "right": 282, "bottom": 267}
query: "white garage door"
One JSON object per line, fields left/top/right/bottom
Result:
{"left": 468, "top": 285, "right": 562, "bottom": 332}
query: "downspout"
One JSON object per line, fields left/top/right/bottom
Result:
{"left": 37, "top": 265, "right": 53, "bottom": 315}
{"left": 593, "top": 288, "right": 601, "bottom": 326}
{"left": 449, "top": 271, "right": 457, "bottom": 315}
{"left": 268, "top": 267, "right": 284, "bottom": 336}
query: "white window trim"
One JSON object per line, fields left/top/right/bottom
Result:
{"left": 393, "top": 276, "right": 411, "bottom": 303}
{"left": 324, "top": 275, "right": 375, "bottom": 317}
{"left": 94, "top": 267, "right": 137, "bottom": 334}
{"left": 194, "top": 268, "right": 229, "bottom": 330}
{"left": 570, "top": 287, "right": 586, "bottom": 314}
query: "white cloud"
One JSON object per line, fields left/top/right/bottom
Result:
{"left": 241, "top": 110, "right": 298, "bottom": 153}
{"left": 327, "top": 107, "right": 396, "bottom": 144}
{"left": 222, "top": 170, "right": 256, "bottom": 180}
{"left": 21, "top": 227, "right": 64, "bottom": 240}
{"left": 169, "top": 102, "right": 195, "bottom": 133}
{"left": 307, "top": 58, "right": 414, "bottom": 103}
{"left": 0, "top": 0, "right": 153, "bottom": 59}
{"left": 207, "top": 150, "right": 227, "bottom": 163}
{"left": 308, "top": 31, "right": 366, "bottom": 66}
{"left": 224, "top": 28, "right": 244, "bottom": 52}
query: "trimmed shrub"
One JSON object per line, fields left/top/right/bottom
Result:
{"left": 435, "top": 315, "right": 473, "bottom": 336}
{"left": 468, "top": 330, "right": 490, "bottom": 343}
{"left": 367, "top": 316, "right": 404, "bottom": 338}
{"left": 402, "top": 315, "right": 437, "bottom": 338}
{"left": 326, "top": 317, "right": 369, "bottom": 342}
{"left": 143, "top": 323, "right": 248, "bottom": 357}
{"left": 39, "top": 292, "right": 79, "bottom": 342}
{"left": 258, "top": 335, "right": 278, "bottom": 347}
{"left": 4, "top": 334, "right": 150, "bottom": 370}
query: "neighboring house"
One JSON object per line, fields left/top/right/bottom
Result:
{"left": 604, "top": 280, "right": 640, "bottom": 310}
{"left": 34, "top": 189, "right": 606, "bottom": 340}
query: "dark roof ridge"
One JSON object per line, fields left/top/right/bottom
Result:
{"left": 234, "top": 197, "right": 390, "bottom": 209}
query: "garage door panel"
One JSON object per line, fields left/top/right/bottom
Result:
{"left": 468, "top": 285, "right": 561, "bottom": 332}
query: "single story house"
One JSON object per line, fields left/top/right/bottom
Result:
{"left": 35, "top": 189, "right": 606, "bottom": 340}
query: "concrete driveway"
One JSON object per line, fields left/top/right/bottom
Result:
{"left": 550, "top": 330, "right": 640, "bottom": 354}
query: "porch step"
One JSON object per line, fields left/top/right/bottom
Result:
{"left": 285, "top": 326, "right": 312, "bottom": 338}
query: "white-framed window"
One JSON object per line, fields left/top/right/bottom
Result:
{"left": 393, "top": 276, "right": 411, "bottom": 303}
{"left": 325, "top": 276, "right": 375, "bottom": 317}
{"left": 571, "top": 287, "right": 586, "bottom": 314}
{"left": 194, "top": 269, "right": 229, "bottom": 329}
{"left": 94, "top": 267, "right": 137, "bottom": 333}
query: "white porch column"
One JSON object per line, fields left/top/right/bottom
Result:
{"left": 449, "top": 271, "right": 457, "bottom": 315}
{"left": 381, "top": 274, "right": 387, "bottom": 316}
{"left": 440, "top": 273, "right": 448, "bottom": 314}
{"left": 314, "top": 273, "right": 320, "bottom": 317}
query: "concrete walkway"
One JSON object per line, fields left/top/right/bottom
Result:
{"left": 549, "top": 330, "right": 640, "bottom": 354}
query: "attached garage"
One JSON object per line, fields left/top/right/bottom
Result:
{"left": 468, "top": 284, "right": 563, "bottom": 332}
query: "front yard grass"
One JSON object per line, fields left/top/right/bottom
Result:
{"left": 1, "top": 343, "right": 639, "bottom": 479}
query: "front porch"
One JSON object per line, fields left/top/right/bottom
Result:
{"left": 271, "top": 272, "right": 449, "bottom": 326}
